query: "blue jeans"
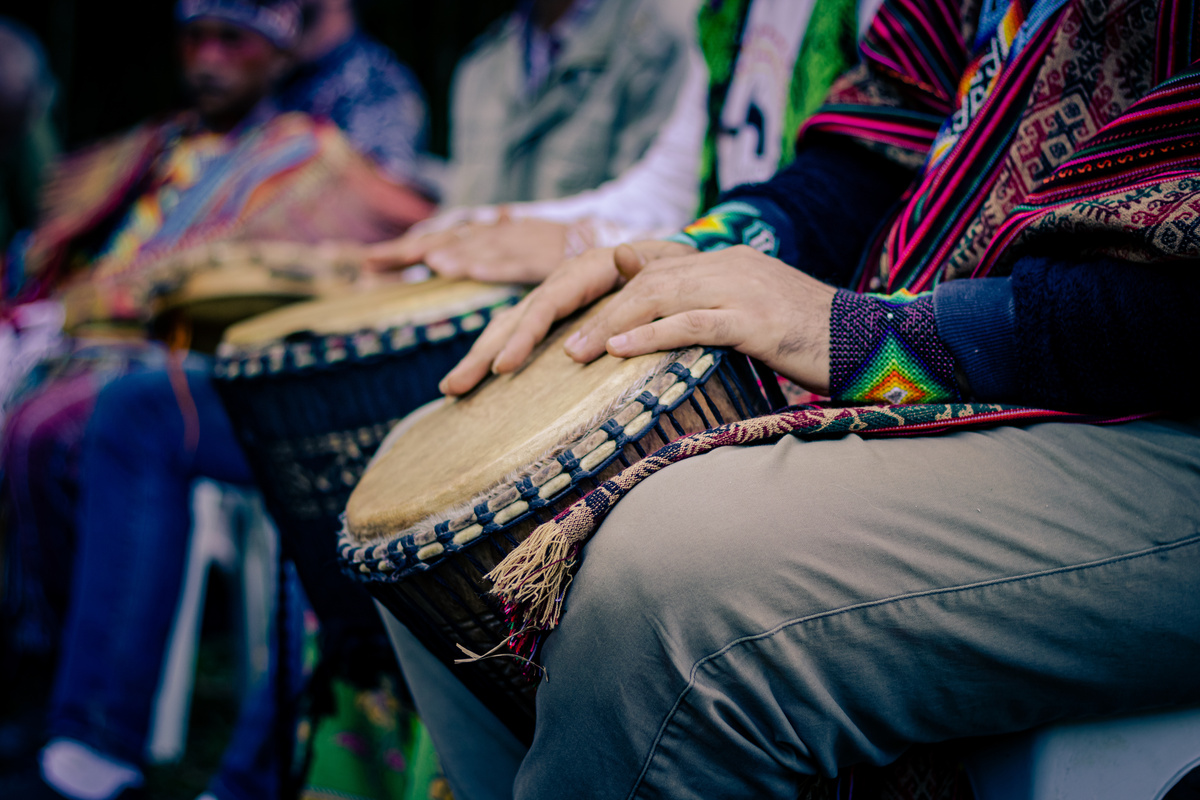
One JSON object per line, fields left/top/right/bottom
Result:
{"left": 45, "top": 365, "right": 286, "bottom": 799}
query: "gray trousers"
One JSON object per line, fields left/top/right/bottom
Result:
{"left": 383, "top": 417, "right": 1200, "bottom": 800}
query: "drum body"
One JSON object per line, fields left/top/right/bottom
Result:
{"left": 339, "top": 303, "right": 773, "bottom": 742}
{"left": 213, "top": 279, "right": 522, "bottom": 634}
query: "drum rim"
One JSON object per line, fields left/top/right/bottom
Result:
{"left": 338, "top": 345, "right": 730, "bottom": 581}
{"left": 211, "top": 289, "right": 522, "bottom": 380}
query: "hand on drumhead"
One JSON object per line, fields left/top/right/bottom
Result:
{"left": 423, "top": 218, "right": 575, "bottom": 283}
{"left": 564, "top": 245, "right": 837, "bottom": 395}
{"left": 438, "top": 239, "right": 697, "bottom": 395}
{"left": 367, "top": 218, "right": 575, "bottom": 284}
{"left": 364, "top": 226, "right": 463, "bottom": 272}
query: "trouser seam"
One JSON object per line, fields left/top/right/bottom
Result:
{"left": 624, "top": 531, "right": 1200, "bottom": 799}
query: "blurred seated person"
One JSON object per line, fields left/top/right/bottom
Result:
{"left": 366, "top": 0, "right": 860, "bottom": 294}
{"left": 0, "top": 2, "right": 432, "bottom": 797}
{"left": 444, "top": 0, "right": 690, "bottom": 207}
{"left": 1, "top": 0, "right": 431, "bottom": 657}
{"left": 278, "top": 0, "right": 433, "bottom": 193}
{"left": 6, "top": 4, "right": 689, "bottom": 797}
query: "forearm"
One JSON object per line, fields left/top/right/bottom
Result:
{"left": 934, "top": 256, "right": 1200, "bottom": 412}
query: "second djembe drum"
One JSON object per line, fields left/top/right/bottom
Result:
{"left": 214, "top": 277, "right": 522, "bottom": 632}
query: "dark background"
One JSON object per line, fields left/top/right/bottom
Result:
{"left": 0, "top": 0, "right": 518, "bottom": 156}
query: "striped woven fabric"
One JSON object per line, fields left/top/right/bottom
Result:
{"left": 802, "top": 0, "right": 1200, "bottom": 292}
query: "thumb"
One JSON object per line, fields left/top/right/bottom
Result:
{"left": 613, "top": 243, "right": 647, "bottom": 282}
{"left": 364, "top": 237, "right": 420, "bottom": 271}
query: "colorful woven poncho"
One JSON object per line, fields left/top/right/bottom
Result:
{"left": 488, "top": 0, "right": 1200, "bottom": 657}
{"left": 6, "top": 111, "right": 432, "bottom": 326}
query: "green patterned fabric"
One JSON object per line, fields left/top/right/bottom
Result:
{"left": 695, "top": 0, "right": 858, "bottom": 209}
{"left": 665, "top": 200, "right": 781, "bottom": 255}
{"left": 781, "top": 0, "right": 858, "bottom": 168}
{"left": 301, "top": 677, "right": 449, "bottom": 800}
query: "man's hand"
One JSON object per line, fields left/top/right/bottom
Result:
{"left": 366, "top": 218, "right": 574, "bottom": 284}
{"left": 438, "top": 239, "right": 697, "bottom": 395}
{"left": 565, "top": 245, "right": 836, "bottom": 394}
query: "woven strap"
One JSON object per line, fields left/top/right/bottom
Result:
{"left": 486, "top": 402, "right": 1128, "bottom": 664}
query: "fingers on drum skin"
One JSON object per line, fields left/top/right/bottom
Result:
{"left": 424, "top": 249, "right": 465, "bottom": 278}
{"left": 493, "top": 301, "right": 562, "bottom": 373}
{"left": 365, "top": 230, "right": 443, "bottom": 270}
{"left": 614, "top": 243, "right": 648, "bottom": 280}
{"left": 440, "top": 306, "right": 522, "bottom": 395}
{"left": 608, "top": 310, "right": 740, "bottom": 358}
{"left": 573, "top": 269, "right": 693, "bottom": 356}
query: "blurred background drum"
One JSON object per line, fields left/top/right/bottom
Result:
{"left": 214, "top": 277, "right": 523, "bottom": 655}
{"left": 146, "top": 240, "right": 364, "bottom": 352}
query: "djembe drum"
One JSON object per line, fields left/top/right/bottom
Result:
{"left": 337, "top": 299, "right": 774, "bottom": 742}
{"left": 213, "top": 278, "right": 523, "bottom": 650}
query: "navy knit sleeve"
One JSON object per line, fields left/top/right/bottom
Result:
{"left": 718, "top": 135, "right": 916, "bottom": 286}
{"left": 933, "top": 255, "right": 1200, "bottom": 413}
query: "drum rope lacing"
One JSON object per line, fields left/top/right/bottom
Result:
{"left": 337, "top": 345, "right": 730, "bottom": 580}
{"left": 214, "top": 299, "right": 516, "bottom": 380}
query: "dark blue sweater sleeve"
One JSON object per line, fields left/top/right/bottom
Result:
{"left": 934, "top": 256, "right": 1200, "bottom": 412}
{"left": 719, "top": 136, "right": 916, "bottom": 286}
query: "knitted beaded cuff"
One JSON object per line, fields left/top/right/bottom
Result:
{"left": 829, "top": 289, "right": 961, "bottom": 405}
{"left": 665, "top": 201, "right": 781, "bottom": 256}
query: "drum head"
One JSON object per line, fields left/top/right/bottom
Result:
{"left": 221, "top": 277, "right": 520, "bottom": 349}
{"left": 151, "top": 266, "right": 318, "bottom": 326}
{"left": 345, "top": 300, "right": 670, "bottom": 542}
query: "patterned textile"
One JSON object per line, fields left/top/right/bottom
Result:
{"left": 801, "top": 0, "right": 1200, "bottom": 292}
{"left": 828, "top": 290, "right": 960, "bottom": 404}
{"left": 665, "top": 200, "right": 782, "bottom": 255}
{"left": 276, "top": 33, "right": 429, "bottom": 187}
{"left": 96, "top": 130, "right": 229, "bottom": 267}
{"left": 9, "top": 111, "right": 432, "bottom": 326}
{"left": 301, "top": 677, "right": 449, "bottom": 800}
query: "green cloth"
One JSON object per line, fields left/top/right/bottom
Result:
{"left": 302, "top": 677, "right": 449, "bottom": 800}
{"left": 695, "top": 0, "right": 858, "bottom": 209}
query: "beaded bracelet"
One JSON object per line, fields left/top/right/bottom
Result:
{"left": 829, "top": 289, "right": 961, "bottom": 405}
{"left": 665, "top": 201, "right": 781, "bottom": 256}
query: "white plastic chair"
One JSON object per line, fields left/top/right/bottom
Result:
{"left": 965, "top": 705, "right": 1200, "bottom": 799}
{"left": 145, "top": 480, "right": 278, "bottom": 764}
